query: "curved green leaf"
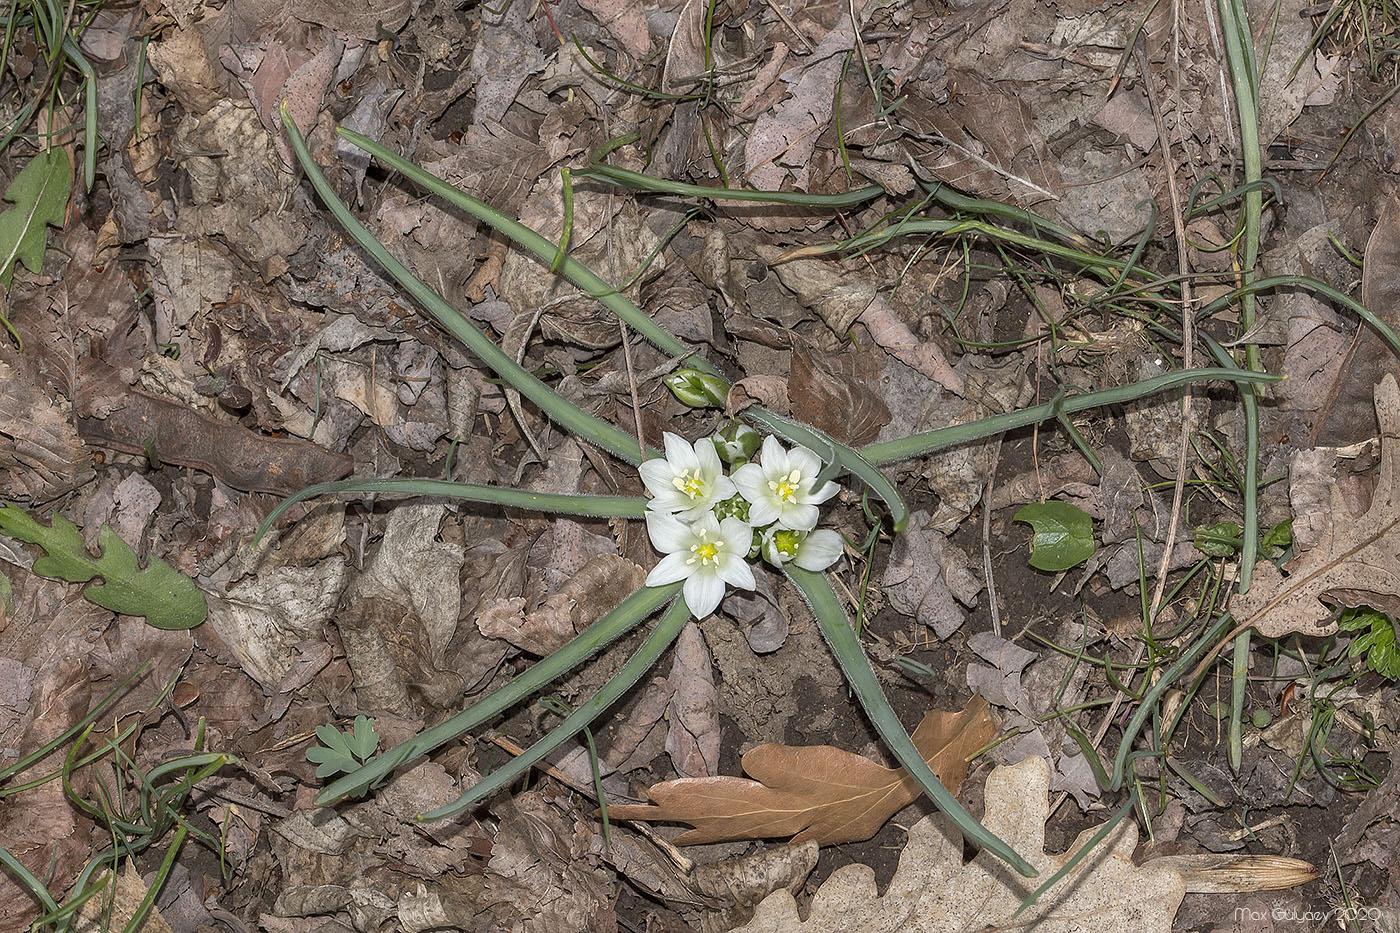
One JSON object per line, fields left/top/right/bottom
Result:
{"left": 1014, "top": 501, "right": 1095, "bottom": 572}
{"left": 785, "top": 566, "right": 1036, "bottom": 877}
{"left": 316, "top": 582, "right": 682, "bottom": 804}
{"left": 254, "top": 477, "right": 648, "bottom": 546}
{"left": 421, "top": 596, "right": 692, "bottom": 819}
{"left": 278, "top": 104, "right": 648, "bottom": 464}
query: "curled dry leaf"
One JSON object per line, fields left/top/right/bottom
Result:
{"left": 1230, "top": 374, "right": 1400, "bottom": 636}
{"left": 607, "top": 695, "right": 994, "bottom": 846}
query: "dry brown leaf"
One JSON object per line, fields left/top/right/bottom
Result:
{"left": 1230, "top": 374, "right": 1400, "bottom": 635}
{"left": 788, "top": 347, "right": 891, "bottom": 446}
{"left": 607, "top": 695, "right": 994, "bottom": 845}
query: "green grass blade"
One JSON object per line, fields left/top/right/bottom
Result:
{"left": 62, "top": 38, "right": 96, "bottom": 191}
{"left": 420, "top": 596, "right": 691, "bottom": 819}
{"left": 0, "top": 840, "right": 61, "bottom": 915}
{"left": 316, "top": 582, "right": 682, "bottom": 804}
{"left": 1109, "top": 615, "right": 1234, "bottom": 790}
{"left": 334, "top": 126, "right": 725, "bottom": 383}
{"left": 277, "top": 104, "right": 649, "bottom": 464}
{"left": 576, "top": 163, "right": 885, "bottom": 207}
{"left": 744, "top": 409, "right": 909, "bottom": 532}
{"left": 253, "top": 477, "right": 648, "bottom": 545}
{"left": 859, "top": 368, "right": 1279, "bottom": 465}
{"left": 785, "top": 566, "right": 1036, "bottom": 877}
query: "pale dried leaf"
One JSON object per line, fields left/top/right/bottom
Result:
{"left": 729, "top": 757, "right": 1187, "bottom": 932}
{"left": 1230, "top": 375, "right": 1400, "bottom": 634}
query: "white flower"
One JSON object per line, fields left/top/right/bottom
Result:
{"left": 645, "top": 511, "right": 755, "bottom": 618}
{"left": 732, "top": 436, "right": 840, "bottom": 530}
{"left": 639, "top": 433, "right": 736, "bottom": 521}
{"left": 761, "top": 528, "right": 844, "bottom": 571}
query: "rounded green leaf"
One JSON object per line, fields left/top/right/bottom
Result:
{"left": 1013, "top": 501, "right": 1095, "bottom": 572}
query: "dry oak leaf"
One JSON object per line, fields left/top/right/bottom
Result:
{"left": 730, "top": 755, "right": 1185, "bottom": 933}
{"left": 1230, "top": 374, "right": 1400, "bottom": 636}
{"left": 607, "top": 695, "right": 994, "bottom": 845}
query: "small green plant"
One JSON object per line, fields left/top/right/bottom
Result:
{"left": 267, "top": 99, "right": 1286, "bottom": 879}
{"left": 1337, "top": 607, "right": 1400, "bottom": 680}
{"left": 0, "top": 504, "right": 208, "bottom": 630}
{"left": 0, "top": 669, "right": 235, "bottom": 931}
{"left": 307, "top": 716, "right": 381, "bottom": 779}
{"left": 1014, "top": 500, "right": 1095, "bottom": 572}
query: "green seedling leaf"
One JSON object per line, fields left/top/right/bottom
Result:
{"left": 1338, "top": 608, "right": 1400, "bottom": 681}
{"left": 0, "top": 504, "right": 207, "bottom": 629}
{"left": 1259, "top": 518, "right": 1293, "bottom": 560}
{"left": 1193, "top": 521, "right": 1241, "bottom": 557}
{"left": 307, "top": 716, "right": 381, "bottom": 778}
{"left": 1014, "top": 501, "right": 1095, "bottom": 572}
{"left": 0, "top": 149, "right": 71, "bottom": 287}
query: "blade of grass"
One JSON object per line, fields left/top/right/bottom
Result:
{"left": 277, "top": 103, "right": 650, "bottom": 464}
{"left": 420, "top": 596, "right": 692, "bottom": 819}
{"left": 316, "top": 582, "right": 682, "bottom": 804}
{"left": 253, "top": 477, "right": 648, "bottom": 546}
{"left": 785, "top": 565, "right": 1036, "bottom": 877}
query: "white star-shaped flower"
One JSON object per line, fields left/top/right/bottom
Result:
{"left": 760, "top": 527, "right": 844, "bottom": 571}
{"left": 732, "top": 436, "right": 839, "bottom": 531}
{"left": 645, "top": 512, "right": 755, "bottom": 618}
{"left": 639, "top": 433, "right": 736, "bottom": 521}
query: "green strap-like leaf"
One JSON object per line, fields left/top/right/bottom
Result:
{"left": 334, "top": 127, "right": 724, "bottom": 383}
{"left": 785, "top": 566, "right": 1037, "bottom": 877}
{"left": 316, "top": 582, "right": 682, "bottom": 804}
{"left": 859, "top": 367, "right": 1280, "bottom": 465}
{"left": 278, "top": 104, "right": 650, "bottom": 464}
{"left": 420, "top": 596, "right": 692, "bottom": 820}
{"left": 254, "top": 477, "right": 648, "bottom": 546}
{"left": 576, "top": 163, "right": 885, "bottom": 208}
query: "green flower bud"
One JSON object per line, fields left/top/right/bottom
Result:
{"left": 664, "top": 369, "right": 728, "bottom": 409}
{"left": 712, "top": 423, "right": 761, "bottom": 465}
{"left": 762, "top": 528, "right": 804, "bottom": 567}
{"left": 713, "top": 494, "right": 751, "bottom": 523}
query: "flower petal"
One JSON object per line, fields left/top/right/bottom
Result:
{"left": 788, "top": 444, "right": 823, "bottom": 480}
{"left": 747, "top": 499, "right": 781, "bottom": 527}
{"left": 663, "top": 432, "right": 700, "bottom": 472}
{"left": 710, "top": 474, "right": 737, "bottom": 500}
{"left": 646, "top": 511, "right": 693, "bottom": 552}
{"left": 793, "top": 529, "right": 843, "bottom": 571}
{"left": 718, "top": 516, "right": 754, "bottom": 553}
{"left": 731, "top": 463, "right": 765, "bottom": 501}
{"left": 638, "top": 459, "right": 675, "bottom": 496}
{"left": 806, "top": 479, "right": 840, "bottom": 505}
{"left": 694, "top": 436, "right": 723, "bottom": 477}
{"left": 778, "top": 503, "right": 819, "bottom": 531}
{"left": 647, "top": 552, "right": 693, "bottom": 586}
{"left": 716, "top": 554, "right": 756, "bottom": 590}
{"left": 759, "top": 434, "right": 785, "bottom": 467}
{"left": 684, "top": 571, "right": 725, "bottom": 618}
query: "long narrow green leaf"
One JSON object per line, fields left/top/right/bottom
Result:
{"left": 421, "top": 596, "right": 692, "bottom": 819}
{"left": 859, "top": 367, "right": 1279, "bottom": 465}
{"left": 277, "top": 104, "right": 648, "bottom": 464}
{"left": 745, "top": 409, "right": 908, "bottom": 532}
{"left": 253, "top": 478, "right": 648, "bottom": 546}
{"left": 334, "top": 127, "right": 725, "bottom": 383}
{"left": 576, "top": 163, "right": 885, "bottom": 207}
{"left": 316, "top": 582, "right": 682, "bottom": 804}
{"left": 785, "top": 566, "right": 1037, "bottom": 877}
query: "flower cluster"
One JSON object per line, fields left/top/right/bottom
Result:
{"left": 641, "top": 429, "right": 844, "bottom": 617}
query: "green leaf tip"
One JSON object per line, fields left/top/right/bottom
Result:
{"left": 0, "top": 503, "right": 207, "bottom": 630}
{"left": 0, "top": 148, "right": 72, "bottom": 287}
{"left": 1014, "top": 501, "right": 1095, "bottom": 572}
